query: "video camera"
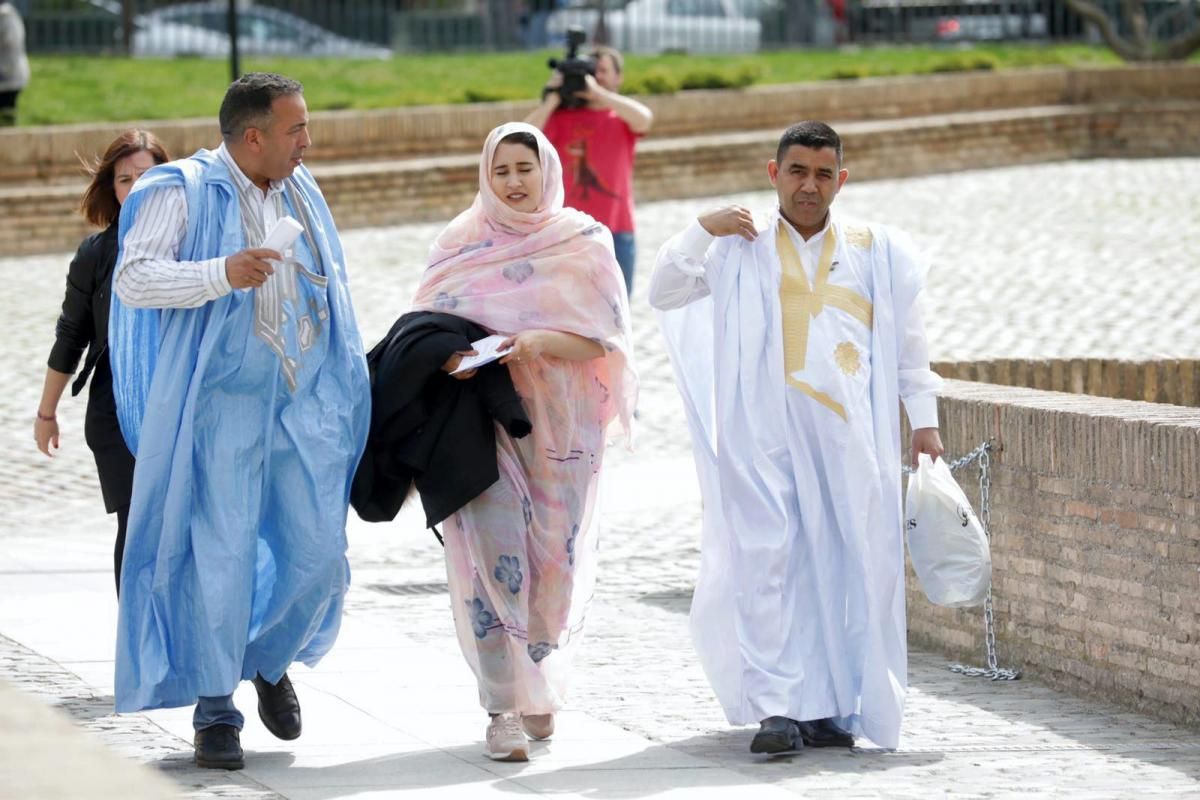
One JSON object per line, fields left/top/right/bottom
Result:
{"left": 547, "top": 27, "right": 595, "bottom": 110}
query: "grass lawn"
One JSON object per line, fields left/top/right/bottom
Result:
{"left": 18, "top": 44, "right": 1142, "bottom": 127}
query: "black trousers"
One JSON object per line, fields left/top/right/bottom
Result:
{"left": 85, "top": 368, "right": 136, "bottom": 597}
{"left": 114, "top": 504, "right": 129, "bottom": 596}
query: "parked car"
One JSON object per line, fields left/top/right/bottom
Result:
{"left": 916, "top": 0, "right": 1049, "bottom": 41}
{"left": 25, "top": 0, "right": 122, "bottom": 54}
{"left": 546, "top": 0, "right": 762, "bottom": 54}
{"left": 927, "top": 9, "right": 1048, "bottom": 41}
{"left": 127, "top": 2, "right": 392, "bottom": 59}
{"left": 848, "top": 0, "right": 1049, "bottom": 43}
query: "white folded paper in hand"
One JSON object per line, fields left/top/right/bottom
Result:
{"left": 452, "top": 334, "right": 513, "bottom": 374}
{"left": 239, "top": 217, "right": 305, "bottom": 293}
{"left": 261, "top": 216, "right": 304, "bottom": 258}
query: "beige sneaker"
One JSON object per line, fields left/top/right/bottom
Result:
{"left": 522, "top": 713, "right": 555, "bottom": 741}
{"left": 485, "top": 712, "right": 528, "bottom": 761}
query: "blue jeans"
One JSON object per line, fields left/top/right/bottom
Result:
{"left": 193, "top": 694, "right": 244, "bottom": 731}
{"left": 612, "top": 232, "right": 635, "bottom": 297}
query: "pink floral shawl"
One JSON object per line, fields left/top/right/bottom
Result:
{"left": 411, "top": 122, "right": 636, "bottom": 440}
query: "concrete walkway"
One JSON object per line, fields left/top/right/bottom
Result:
{"left": 3, "top": 159, "right": 1200, "bottom": 798}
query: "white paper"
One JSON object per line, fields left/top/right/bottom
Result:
{"left": 261, "top": 216, "right": 304, "bottom": 256}
{"left": 452, "top": 334, "right": 513, "bottom": 373}
{"left": 239, "top": 217, "right": 305, "bottom": 292}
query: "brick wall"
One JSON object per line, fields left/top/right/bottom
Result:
{"left": 909, "top": 379, "right": 1200, "bottom": 727}
{"left": 4, "top": 97, "right": 1198, "bottom": 258}
{"left": 3, "top": 63, "right": 1198, "bottom": 186}
{"left": 325, "top": 98, "right": 1200, "bottom": 235}
{"left": 935, "top": 359, "right": 1200, "bottom": 407}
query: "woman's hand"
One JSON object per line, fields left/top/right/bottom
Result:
{"left": 34, "top": 414, "right": 60, "bottom": 457}
{"left": 442, "top": 349, "right": 479, "bottom": 381}
{"left": 499, "top": 331, "right": 548, "bottom": 366}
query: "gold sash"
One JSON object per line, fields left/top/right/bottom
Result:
{"left": 777, "top": 219, "right": 873, "bottom": 421}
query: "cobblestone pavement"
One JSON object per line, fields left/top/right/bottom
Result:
{"left": 2, "top": 158, "right": 1199, "bottom": 798}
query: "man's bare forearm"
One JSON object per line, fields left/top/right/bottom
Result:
{"left": 525, "top": 93, "right": 560, "bottom": 130}
{"left": 603, "top": 91, "right": 653, "bottom": 134}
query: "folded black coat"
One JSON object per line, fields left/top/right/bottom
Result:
{"left": 351, "top": 311, "right": 532, "bottom": 528}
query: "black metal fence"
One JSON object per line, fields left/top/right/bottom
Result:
{"left": 13, "top": 0, "right": 1192, "bottom": 56}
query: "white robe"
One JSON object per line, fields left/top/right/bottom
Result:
{"left": 649, "top": 210, "right": 942, "bottom": 749}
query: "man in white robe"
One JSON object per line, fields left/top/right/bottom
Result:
{"left": 649, "top": 121, "right": 944, "bottom": 754}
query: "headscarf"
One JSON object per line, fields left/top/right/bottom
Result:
{"left": 411, "top": 122, "right": 635, "bottom": 439}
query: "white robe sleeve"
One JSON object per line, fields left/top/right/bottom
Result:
{"left": 648, "top": 220, "right": 718, "bottom": 310}
{"left": 115, "top": 185, "right": 233, "bottom": 309}
{"left": 898, "top": 295, "right": 941, "bottom": 429}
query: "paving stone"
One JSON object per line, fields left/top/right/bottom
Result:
{"left": 1, "top": 158, "right": 1198, "bottom": 798}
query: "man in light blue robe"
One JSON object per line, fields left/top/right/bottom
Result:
{"left": 650, "top": 122, "right": 945, "bottom": 754}
{"left": 109, "top": 73, "right": 370, "bottom": 770}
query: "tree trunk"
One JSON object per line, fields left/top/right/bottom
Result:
{"left": 1062, "top": 0, "right": 1200, "bottom": 60}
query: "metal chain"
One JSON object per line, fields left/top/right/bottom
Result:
{"left": 939, "top": 441, "right": 1021, "bottom": 681}
{"left": 901, "top": 440, "right": 991, "bottom": 476}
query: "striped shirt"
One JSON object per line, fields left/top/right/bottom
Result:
{"left": 114, "top": 144, "right": 285, "bottom": 309}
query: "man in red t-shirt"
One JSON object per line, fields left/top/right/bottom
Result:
{"left": 526, "top": 46, "right": 653, "bottom": 296}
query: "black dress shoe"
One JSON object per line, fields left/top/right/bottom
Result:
{"left": 194, "top": 723, "right": 244, "bottom": 770}
{"left": 796, "top": 717, "right": 855, "bottom": 748}
{"left": 253, "top": 672, "right": 302, "bottom": 740}
{"left": 750, "top": 716, "right": 803, "bottom": 754}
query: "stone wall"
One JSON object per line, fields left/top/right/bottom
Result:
{"left": 909, "top": 379, "right": 1200, "bottom": 728}
{"left": 3, "top": 62, "right": 1197, "bottom": 185}
{"left": 3, "top": 64, "right": 1199, "bottom": 257}
{"left": 935, "top": 358, "right": 1200, "bottom": 407}
{"left": 5, "top": 96, "right": 1197, "bottom": 259}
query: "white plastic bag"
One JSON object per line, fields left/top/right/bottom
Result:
{"left": 904, "top": 453, "right": 992, "bottom": 608}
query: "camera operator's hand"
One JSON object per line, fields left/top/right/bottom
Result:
{"left": 576, "top": 74, "right": 609, "bottom": 107}
{"left": 698, "top": 205, "right": 758, "bottom": 241}
{"left": 539, "top": 70, "right": 563, "bottom": 106}
{"left": 528, "top": 71, "right": 562, "bottom": 128}
{"left": 573, "top": 72, "right": 654, "bottom": 135}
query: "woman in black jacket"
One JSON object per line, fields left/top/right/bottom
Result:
{"left": 33, "top": 129, "right": 170, "bottom": 595}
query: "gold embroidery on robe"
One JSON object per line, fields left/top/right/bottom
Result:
{"left": 835, "top": 341, "right": 863, "bottom": 376}
{"left": 843, "top": 225, "right": 874, "bottom": 250}
{"left": 777, "top": 220, "right": 873, "bottom": 422}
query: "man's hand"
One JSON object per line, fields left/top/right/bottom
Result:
{"left": 698, "top": 205, "right": 757, "bottom": 241}
{"left": 911, "top": 427, "right": 945, "bottom": 468}
{"left": 225, "top": 248, "right": 281, "bottom": 290}
{"left": 527, "top": 71, "right": 563, "bottom": 128}
{"left": 577, "top": 74, "right": 609, "bottom": 107}
{"left": 540, "top": 70, "right": 564, "bottom": 105}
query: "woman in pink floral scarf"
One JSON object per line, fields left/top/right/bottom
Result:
{"left": 410, "top": 122, "right": 637, "bottom": 761}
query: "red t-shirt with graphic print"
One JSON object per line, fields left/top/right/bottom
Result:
{"left": 543, "top": 107, "right": 638, "bottom": 235}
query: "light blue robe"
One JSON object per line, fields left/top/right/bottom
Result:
{"left": 109, "top": 150, "right": 370, "bottom": 713}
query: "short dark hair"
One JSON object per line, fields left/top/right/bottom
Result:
{"left": 590, "top": 45, "right": 623, "bottom": 75}
{"left": 79, "top": 129, "right": 171, "bottom": 227}
{"left": 219, "top": 72, "right": 303, "bottom": 143}
{"left": 498, "top": 131, "right": 539, "bottom": 157}
{"left": 776, "top": 121, "right": 842, "bottom": 167}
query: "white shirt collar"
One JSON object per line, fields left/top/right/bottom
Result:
{"left": 779, "top": 208, "right": 834, "bottom": 248}
{"left": 217, "top": 142, "right": 284, "bottom": 198}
